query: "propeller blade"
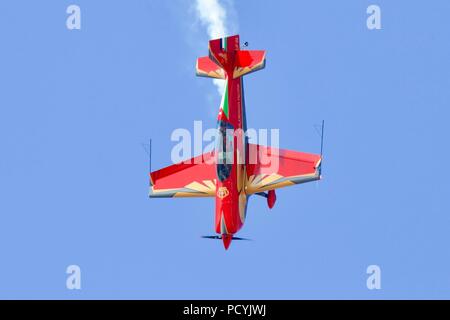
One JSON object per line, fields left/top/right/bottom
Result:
{"left": 232, "top": 236, "right": 252, "bottom": 241}
{"left": 201, "top": 235, "right": 251, "bottom": 241}
{"left": 201, "top": 235, "right": 221, "bottom": 240}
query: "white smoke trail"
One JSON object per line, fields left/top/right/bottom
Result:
{"left": 195, "top": 0, "right": 233, "bottom": 95}
{"left": 195, "top": 0, "right": 229, "bottom": 39}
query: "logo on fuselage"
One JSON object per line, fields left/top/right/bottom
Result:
{"left": 217, "top": 186, "right": 229, "bottom": 199}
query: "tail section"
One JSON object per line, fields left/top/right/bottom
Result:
{"left": 196, "top": 35, "right": 266, "bottom": 79}
{"left": 208, "top": 35, "right": 240, "bottom": 71}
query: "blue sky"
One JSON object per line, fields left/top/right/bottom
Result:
{"left": 0, "top": 0, "right": 449, "bottom": 299}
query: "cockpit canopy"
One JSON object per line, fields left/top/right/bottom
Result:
{"left": 216, "top": 120, "right": 234, "bottom": 182}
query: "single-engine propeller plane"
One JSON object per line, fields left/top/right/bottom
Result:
{"left": 149, "top": 35, "right": 323, "bottom": 250}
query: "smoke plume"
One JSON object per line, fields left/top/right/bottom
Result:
{"left": 195, "top": 0, "right": 234, "bottom": 95}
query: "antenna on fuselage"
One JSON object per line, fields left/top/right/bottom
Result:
{"left": 320, "top": 120, "right": 324, "bottom": 158}
{"left": 314, "top": 120, "right": 325, "bottom": 179}
{"left": 141, "top": 139, "right": 153, "bottom": 187}
{"left": 149, "top": 138, "right": 152, "bottom": 186}
{"left": 319, "top": 120, "right": 324, "bottom": 176}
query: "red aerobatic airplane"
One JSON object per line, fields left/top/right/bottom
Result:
{"left": 149, "top": 35, "right": 323, "bottom": 250}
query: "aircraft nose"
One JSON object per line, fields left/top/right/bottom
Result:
{"left": 222, "top": 234, "right": 233, "bottom": 250}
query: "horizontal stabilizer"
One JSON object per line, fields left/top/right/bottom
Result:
{"left": 233, "top": 50, "right": 266, "bottom": 78}
{"left": 196, "top": 56, "right": 225, "bottom": 79}
{"left": 201, "top": 235, "right": 251, "bottom": 241}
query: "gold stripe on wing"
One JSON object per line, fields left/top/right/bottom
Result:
{"left": 247, "top": 172, "right": 319, "bottom": 194}
{"left": 247, "top": 174, "right": 256, "bottom": 184}
{"left": 173, "top": 192, "right": 213, "bottom": 198}
{"left": 255, "top": 174, "right": 282, "bottom": 188}
{"left": 203, "top": 179, "right": 216, "bottom": 191}
{"left": 249, "top": 180, "right": 295, "bottom": 194}
{"left": 184, "top": 181, "right": 216, "bottom": 195}
{"left": 246, "top": 173, "right": 281, "bottom": 194}
{"left": 251, "top": 174, "right": 267, "bottom": 186}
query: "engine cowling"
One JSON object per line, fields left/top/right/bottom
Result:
{"left": 267, "top": 190, "right": 276, "bottom": 209}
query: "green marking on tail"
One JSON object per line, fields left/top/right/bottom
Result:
{"left": 222, "top": 37, "right": 227, "bottom": 51}
{"left": 220, "top": 80, "right": 229, "bottom": 118}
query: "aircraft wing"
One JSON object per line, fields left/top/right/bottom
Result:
{"left": 245, "top": 144, "right": 321, "bottom": 194}
{"left": 149, "top": 152, "right": 217, "bottom": 198}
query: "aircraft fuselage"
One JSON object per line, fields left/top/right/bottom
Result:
{"left": 214, "top": 76, "right": 248, "bottom": 247}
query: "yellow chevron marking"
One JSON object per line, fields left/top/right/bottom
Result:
{"left": 232, "top": 55, "right": 266, "bottom": 78}
{"left": 185, "top": 181, "right": 216, "bottom": 195}
{"left": 245, "top": 172, "right": 320, "bottom": 194}
{"left": 258, "top": 174, "right": 283, "bottom": 187}
{"left": 252, "top": 174, "right": 266, "bottom": 186}
{"left": 203, "top": 180, "right": 216, "bottom": 191}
